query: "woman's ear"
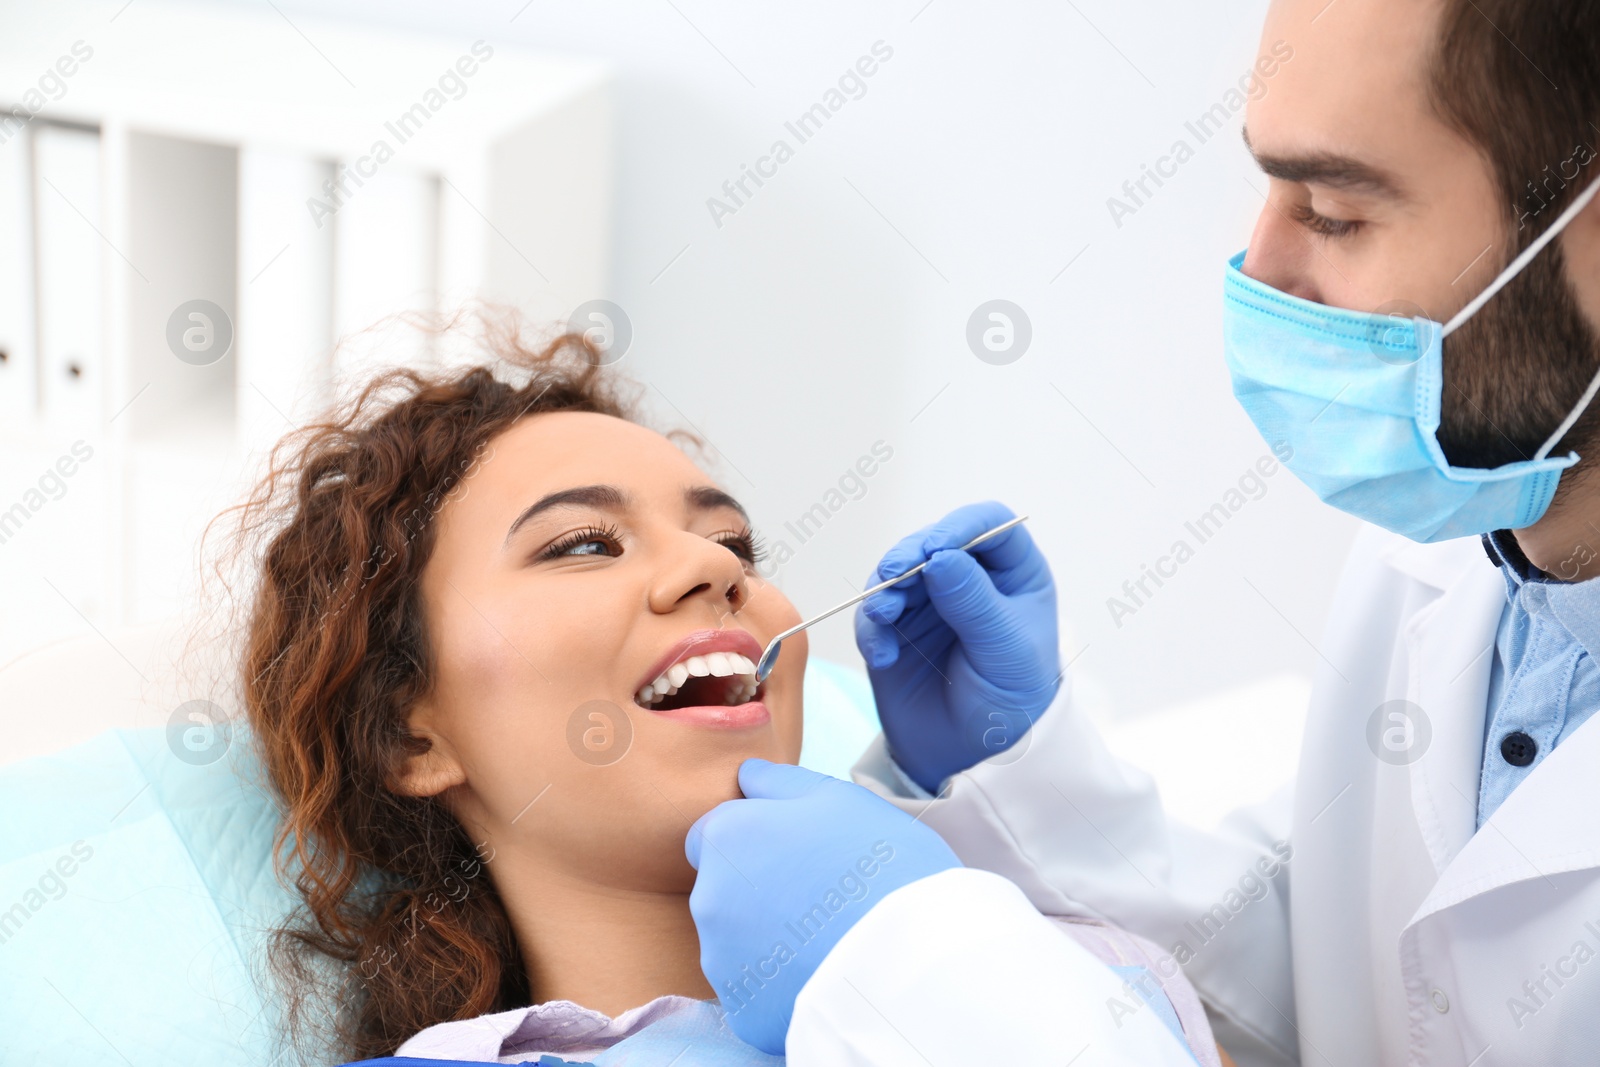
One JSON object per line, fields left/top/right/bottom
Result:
{"left": 389, "top": 701, "right": 469, "bottom": 798}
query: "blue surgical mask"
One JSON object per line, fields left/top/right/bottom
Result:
{"left": 1223, "top": 173, "right": 1600, "bottom": 543}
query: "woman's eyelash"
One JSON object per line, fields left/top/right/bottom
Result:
{"left": 539, "top": 523, "right": 624, "bottom": 561}
{"left": 715, "top": 528, "right": 767, "bottom": 566}
{"left": 1290, "top": 203, "right": 1361, "bottom": 238}
{"left": 536, "top": 524, "right": 767, "bottom": 564}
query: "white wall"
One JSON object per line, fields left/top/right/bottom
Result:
{"left": 6, "top": 0, "right": 1360, "bottom": 724}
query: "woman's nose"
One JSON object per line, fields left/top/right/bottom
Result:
{"left": 647, "top": 534, "right": 749, "bottom": 616}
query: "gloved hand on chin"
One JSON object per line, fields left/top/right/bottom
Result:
{"left": 686, "top": 759, "right": 961, "bottom": 1055}
{"left": 854, "top": 500, "right": 1061, "bottom": 795}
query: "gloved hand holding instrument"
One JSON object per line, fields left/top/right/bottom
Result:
{"left": 690, "top": 503, "right": 1065, "bottom": 1054}
{"left": 852, "top": 501, "right": 1060, "bottom": 794}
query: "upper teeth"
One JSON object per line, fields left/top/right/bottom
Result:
{"left": 637, "top": 652, "right": 760, "bottom": 708}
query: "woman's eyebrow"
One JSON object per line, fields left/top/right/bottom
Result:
{"left": 504, "top": 484, "right": 629, "bottom": 545}
{"left": 687, "top": 485, "right": 749, "bottom": 522}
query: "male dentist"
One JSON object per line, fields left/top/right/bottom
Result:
{"left": 691, "top": 1, "right": 1600, "bottom": 1064}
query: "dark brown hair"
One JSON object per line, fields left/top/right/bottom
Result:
{"left": 1429, "top": 0, "right": 1600, "bottom": 239}
{"left": 1427, "top": 1, "right": 1600, "bottom": 468}
{"left": 230, "top": 316, "right": 634, "bottom": 1060}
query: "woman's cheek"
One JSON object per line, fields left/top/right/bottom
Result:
{"left": 778, "top": 630, "right": 807, "bottom": 760}
{"left": 781, "top": 702, "right": 804, "bottom": 764}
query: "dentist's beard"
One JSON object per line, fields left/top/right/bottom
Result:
{"left": 1436, "top": 241, "right": 1600, "bottom": 472}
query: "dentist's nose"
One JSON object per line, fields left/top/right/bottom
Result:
{"left": 1242, "top": 191, "right": 1322, "bottom": 302}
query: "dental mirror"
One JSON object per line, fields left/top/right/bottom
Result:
{"left": 753, "top": 513, "right": 1029, "bottom": 683}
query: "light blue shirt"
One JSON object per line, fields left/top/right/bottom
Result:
{"left": 1478, "top": 530, "right": 1600, "bottom": 826}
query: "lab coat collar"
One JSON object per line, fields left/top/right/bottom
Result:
{"left": 1377, "top": 529, "right": 1488, "bottom": 591}
{"left": 1403, "top": 538, "right": 1600, "bottom": 925}
{"left": 1403, "top": 547, "right": 1502, "bottom": 876}
{"left": 1411, "top": 708, "right": 1600, "bottom": 925}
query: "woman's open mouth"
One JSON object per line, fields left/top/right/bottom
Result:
{"left": 632, "top": 629, "right": 770, "bottom": 722}
{"left": 634, "top": 650, "right": 763, "bottom": 711}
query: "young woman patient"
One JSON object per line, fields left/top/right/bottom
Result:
{"left": 234, "top": 323, "right": 1222, "bottom": 1065}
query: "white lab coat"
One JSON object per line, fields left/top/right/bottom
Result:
{"left": 799, "top": 523, "right": 1600, "bottom": 1066}
{"left": 786, "top": 866, "right": 1211, "bottom": 1066}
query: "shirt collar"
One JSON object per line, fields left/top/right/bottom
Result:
{"left": 1481, "top": 529, "right": 1541, "bottom": 584}
{"left": 1483, "top": 529, "right": 1600, "bottom": 660}
{"left": 396, "top": 995, "right": 710, "bottom": 1061}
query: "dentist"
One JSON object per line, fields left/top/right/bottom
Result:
{"left": 690, "top": 1, "right": 1600, "bottom": 1065}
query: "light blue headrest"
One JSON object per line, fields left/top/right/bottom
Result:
{"left": 0, "top": 659, "right": 879, "bottom": 1065}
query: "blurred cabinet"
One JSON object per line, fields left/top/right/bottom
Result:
{"left": 0, "top": 1, "right": 613, "bottom": 658}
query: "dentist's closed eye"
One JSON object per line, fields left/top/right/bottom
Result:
{"left": 1290, "top": 202, "right": 1362, "bottom": 238}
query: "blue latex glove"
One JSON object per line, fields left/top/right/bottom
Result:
{"left": 686, "top": 759, "right": 961, "bottom": 1055}
{"left": 855, "top": 501, "right": 1060, "bottom": 794}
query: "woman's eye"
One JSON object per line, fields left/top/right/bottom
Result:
{"left": 714, "top": 529, "right": 766, "bottom": 565}
{"left": 539, "top": 525, "right": 624, "bottom": 561}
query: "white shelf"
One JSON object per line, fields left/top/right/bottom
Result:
{"left": 1, "top": 2, "right": 610, "bottom": 170}
{"left": 0, "top": 0, "right": 614, "bottom": 649}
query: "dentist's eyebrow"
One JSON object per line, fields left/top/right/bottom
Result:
{"left": 686, "top": 485, "right": 749, "bottom": 522}
{"left": 1241, "top": 125, "right": 1407, "bottom": 199}
{"left": 504, "top": 484, "right": 629, "bottom": 546}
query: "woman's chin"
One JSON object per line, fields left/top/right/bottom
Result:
{"left": 627, "top": 693, "right": 802, "bottom": 807}
{"left": 652, "top": 732, "right": 793, "bottom": 805}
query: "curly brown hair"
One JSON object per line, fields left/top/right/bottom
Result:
{"left": 230, "top": 316, "right": 638, "bottom": 1060}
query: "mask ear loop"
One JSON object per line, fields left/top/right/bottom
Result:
{"left": 1438, "top": 172, "right": 1600, "bottom": 461}
{"left": 1443, "top": 173, "right": 1600, "bottom": 337}
{"left": 1533, "top": 363, "right": 1600, "bottom": 461}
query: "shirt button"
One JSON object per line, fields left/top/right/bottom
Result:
{"left": 1501, "top": 731, "right": 1538, "bottom": 767}
{"left": 1431, "top": 989, "right": 1449, "bottom": 1013}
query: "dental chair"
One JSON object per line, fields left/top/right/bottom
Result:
{"left": 0, "top": 617, "right": 881, "bottom": 1067}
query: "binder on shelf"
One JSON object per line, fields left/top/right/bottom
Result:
{"left": 0, "top": 123, "right": 36, "bottom": 424}
{"left": 31, "top": 122, "right": 103, "bottom": 431}
{"left": 236, "top": 149, "right": 334, "bottom": 455}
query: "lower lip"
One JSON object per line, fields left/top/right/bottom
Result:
{"left": 646, "top": 700, "right": 771, "bottom": 729}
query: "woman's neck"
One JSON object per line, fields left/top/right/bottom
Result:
{"left": 491, "top": 858, "right": 715, "bottom": 1018}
